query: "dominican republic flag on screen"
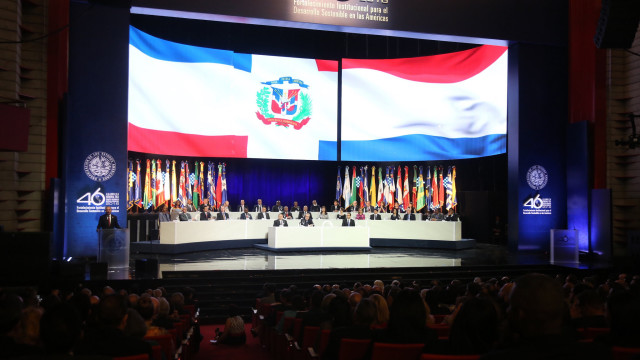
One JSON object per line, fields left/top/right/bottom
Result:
{"left": 341, "top": 45, "right": 508, "bottom": 161}
{"left": 127, "top": 26, "right": 338, "bottom": 161}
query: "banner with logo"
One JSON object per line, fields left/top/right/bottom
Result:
{"left": 127, "top": 26, "right": 338, "bottom": 161}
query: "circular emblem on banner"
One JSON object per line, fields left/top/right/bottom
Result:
{"left": 526, "top": 165, "right": 548, "bottom": 190}
{"left": 84, "top": 151, "right": 116, "bottom": 182}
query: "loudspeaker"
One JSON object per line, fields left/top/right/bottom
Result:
{"left": 135, "top": 259, "right": 158, "bottom": 279}
{"left": 594, "top": 0, "right": 640, "bottom": 48}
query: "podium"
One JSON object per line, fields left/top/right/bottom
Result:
{"left": 97, "top": 229, "right": 130, "bottom": 279}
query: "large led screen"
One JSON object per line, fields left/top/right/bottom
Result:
{"left": 128, "top": 26, "right": 338, "bottom": 160}
{"left": 341, "top": 45, "right": 508, "bottom": 161}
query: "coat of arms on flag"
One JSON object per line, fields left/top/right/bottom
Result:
{"left": 256, "top": 77, "right": 312, "bottom": 130}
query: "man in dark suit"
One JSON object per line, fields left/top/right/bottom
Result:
{"left": 216, "top": 205, "right": 230, "bottom": 220}
{"left": 178, "top": 207, "right": 192, "bottom": 221}
{"left": 431, "top": 208, "right": 444, "bottom": 221}
{"left": 237, "top": 199, "right": 247, "bottom": 212}
{"left": 310, "top": 200, "right": 320, "bottom": 212}
{"left": 253, "top": 198, "right": 265, "bottom": 212}
{"left": 291, "top": 201, "right": 301, "bottom": 212}
{"left": 185, "top": 199, "right": 197, "bottom": 212}
{"left": 342, "top": 212, "right": 356, "bottom": 227}
{"left": 271, "top": 200, "right": 283, "bottom": 212}
{"left": 369, "top": 208, "right": 382, "bottom": 220}
{"left": 257, "top": 207, "right": 270, "bottom": 220}
{"left": 282, "top": 206, "right": 293, "bottom": 219}
{"left": 403, "top": 206, "right": 416, "bottom": 220}
{"left": 346, "top": 201, "right": 358, "bottom": 212}
{"left": 444, "top": 208, "right": 460, "bottom": 221}
{"left": 199, "top": 198, "right": 211, "bottom": 212}
{"left": 298, "top": 205, "right": 313, "bottom": 219}
{"left": 200, "top": 206, "right": 212, "bottom": 220}
{"left": 240, "top": 207, "right": 252, "bottom": 220}
{"left": 299, "top": 213, "right": 314, "bottom": 227}
{"left": 273, "top": 213, "right": 288, "bottom": 227}
{"left": 363, "top": 201, "right": 374, "bottom": 213}
{"left": 97, "top": 206, "right": 121, "bottom": 231}
{"left": 331, "top": 199, "right": 340, "bottom": 212}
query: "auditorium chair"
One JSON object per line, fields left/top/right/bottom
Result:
{"left": 295, "top": 326, "right": 320, "bottom": 360}
{"left": 150, "top": 345, "right": 163, "bottom": 360}
{"left": 371, "top": 343, "right": 424, "bottom": 360}
{"left": 144, "top": 334, "right": 175, "bottom": 360}
{"left": 427, "top": 323, "right": 451, "bottom": 340}
{"left": 112, "top": 354, "right": 149, "bottom": 360}
{"left": 576, "top": 327, "right": 610, "bottom": 341}
{"left": 420, "top": 354, "right": 480, "bottom": 360}
{"left": 433, "top": 315, "right": 447, "bottom": 324}
{"left": 612, "top": 346, "right": 640, "bottom": 360}
{"left": 183, "top": 304, "right": 196, "bottom": 318}
{"left": 337, "top": 338, "right": 372, "bottom": 360}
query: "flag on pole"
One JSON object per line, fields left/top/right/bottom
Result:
{"left": 412, "top": 165, "right": 418, "bottom": 208}
{"left": 417, "top": 166, "right": 425, "bottom": 211}
{"left": 193, "top": 161, "right": 200, "bottom": 208}
{"left": 357, "top": 167, "right": 364, "bottom": 207}
{"left": 135, "top": 159, "right": 143, "bottom": 208}
{"left": 221, "top": 163, "right": 228, "bottom": 206}
{"left": 445, "top": 166, "right": 453, "bottom": 210}
{"left": 350, "top": 166, "right": 358, "bottom": 206}
{"left": 388, "top": 167, "right": 395, "bottom": 208}
{"left": 431, "top": 166, "right": 439, "bottom": 209}
{"left": 207, "top": 162, "right": 215, "bottom": 208}
{"left": 382, "top": 167, "right": 390, "bottom": 207}
{"left": 199, "top": 161, "right": 205, "bottom": 206}
{"left": 164, "top": 160, "right": 171, "bottom": 207}
{"left": 336, "top": 167, "right": 342, "bottom": 202}
{"left": 370, "top": 166, "right": 377, "bottom": 206}
{"left": 127, "top": 160, "right": 135, "bottom": 210}
{"left": 377, "top": 167, "right": 384, "bottom": 209}
{"left": 156, "top": 159, "right": 164, "bottom": 208}
{"left": 452, "top": 166, "right": 457, "bottom": 209}
{"left": 363, "top": 166, "right": 369, "bottom": 207}
{"left": 438, "top": 167, "right": 445, "bottom": 207}
{"left": 143, "top": 159, "right": 152, "bottom": 209}
{"left": 403, "top": 166, "right": 410, "bottom": 208}
{"left": 396, "top": 166, "right": 403, "bottom": 209}
{"left": 216, "top": 164, "right": 223, "bottom": 209}
{"left": 150, "top": 160, "right": 157, "bottom": 209}
{"left": 179, "top": 161, "right": 186, "bottom": 204}
{"left": 343, "top": 166, "right": 351, "bottom": 206}
{"left": 171, "top": 160, "right": 177, "bottom": 205}
{"left": 425, "top": 166, "right": 432, "bottom": 210}
{"left": 186, "top": 161, "right": 193, "bottom": 202}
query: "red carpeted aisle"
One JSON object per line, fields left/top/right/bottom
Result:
{"left": 195, "top": 323, "right": 271, "bottom": 360}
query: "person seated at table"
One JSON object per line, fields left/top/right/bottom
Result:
{"left": 390, "top": 208, "right": 401, "bottom": 220}
{"left": 178, "top": 207, "right": 192, "bottom": 221}
{"left": 217, "top": 205, "right": 230, "bottom": 220}
{"left": 298, "top": 205, "right": 313, "bottom": 219}
{"left": 318, "top": 206, "right": 329, "bottom": 219}
{"left": 273, "top": 213, "right": 288, "bottom": 227}
{"left": 370, "top": 208, "right": 382, "bottom": 220}
{"left": 444, "top": 208, "right": 460, "bottom": 221}
{"left": 199, "top": 198, "right": 210, "bottom": 212}
{"left": 158, "top": 205, "right": 171, "bottom": 222}
{"left": 224, "top": 201, "right": 231, "bottom": 213}
{"left": 355, "top": 208, "right": 366, "bottom": 220}
{"left": 346, "top": 200, "right": 358, "bottom": 212}
{"left": 171, "top": 200, "right": 183, "bottom": 217}
{"left": 185, "top": 199, "right": 196, "bottom": 212}
{"left": 310, "top": 200, "right": 321, "bottom": 212}
{"left": 393, "top": 203, "right": 405, "bottom": 213}
{"left": 253, "top": 198, "right": 266, "bottom": 212}
{"left": 300, "top": 213, "right": 314, "bottom": 227}
{"left": 331, "top": 199, "right": 340, "bottom": 212}
{"left": 240, "top": 207, "right": 252, "bottom": 220}
{"left": 200, "top": 206, "right": 212, "bottom": 220}
{"left": 342, "top": 212, "right": 356, "bottom": 227}
{"left": 282, "top": 206, "right": 294, "bottom": 219}
{"left": 377, "top": 203, "right": 387, "bottom": 213}
{"left": 336, "top": 208, "right": 346, "bottom": 220}
{"left": 237, "top": 199, "right": 248, "bottom": 212}
{"left": 403, "top": 205, "right": 416, "bottom": 221}
{"left": 257, "top": 207, "right": 270, "bottom": 220}
{"left": 291, "top": 201, "right": 301, "bottom": 212}
{"left": 271, "top": 200, "right": 283, "bottom": 212}
{"left": 430, "top": 208, "right": 444, "bottom": 221}
{"left": 363, "top": 201, "right": 374, "bottom": 213}
{"left": 423, "top": 210, "right": 433, "bottom": 221}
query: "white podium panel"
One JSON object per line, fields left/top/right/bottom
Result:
{"left": 267, "top": 226, "right": 369, "bottom": 249}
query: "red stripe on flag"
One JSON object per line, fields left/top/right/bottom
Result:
{"left": 342, "top": 45, "right": 507, "bottom": 84}
{"left": 315, "top": 59, "right": 339, "bottom": 72}
{"left": 128, "top": 123, "right": 248, "bottom": 158}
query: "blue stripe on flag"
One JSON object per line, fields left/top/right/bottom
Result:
{"left": 338, "top": 134, "right": 506, "bottom": 161}
{"left": 318, "top": 141, "right": 338, "bottom": 161}
{"left": 130, "top": 26, "right": 252, "bottom": 71}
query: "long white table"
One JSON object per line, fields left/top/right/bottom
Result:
{"left": 266, "top": 226, "right": 369, "bottom": 249}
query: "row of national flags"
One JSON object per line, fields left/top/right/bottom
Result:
{"left": 336, "top": 165, "right": 457, "bottom": 212}
{"left": 127, "top": 159, "right": 228, "bottom": 210}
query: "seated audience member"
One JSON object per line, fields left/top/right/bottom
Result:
{"left": 137, "top": 296, "right": 168, "bottom": 337}
{"left": 310, "top": 200, "right": 321, "bottom": 212}
{"left": 237, "top": 199, "right": 247, "bottom": 212}
{"left": 158, "top": 205, "right": 171, "bottom": 222}
{"left": 403, "top": 206, "right": 416, "bottom": 220}
{"left": 253, "top": 198, "right": 265, "bottom": 212}
{"left": 448, "top": 296, "right": 501, "bottom": 355}
{"left": 347, "top": 200, "right": 359, "bottom": 212}
{"left": 271, "top": 200, "right": 283, "bottom": 212}
{"left": 178, "top": 207, "right": 192, "bottom": 221}
{"left": 153, "top": 297, "right": 177, "bottom": 330}
{"left": 355, "top": 208, "right": 366, "bottom": 220}
{"left": 198, "top": 198, "right": 210, "bottom": 212}
{"left": 597, "top": 288, "right": 640, "bottom": 347}
{"left": 291, "top": 201, "right": 301, "bottom": 212}
{"left": 370, "top": 208, "right": 382, "bottom": 220}
{"left": 300, "top": 213, "right": 314, "bottom": 227}
{"left": 337, "top": 208, "right": 346, "bottom": 219}
{"left": 40, "top": 303, "right": 83, "bottom": 357}
{"left": 445, "top": 208, "right": 460, "bottom": 221}
{"left": 570, "top": 289, "right": 607, "bottom": 329}
{"left": 240, "top": 207, "right": 252, "bottom": 220}
{"left": 390, "top": 208, "right": 401, "bottom": 220}
{"left": 369, "top": 294, "right": 390, "bottom": 329}
{"left": 282, "top": 206, "right": 294, "bottom": 219}
{"left": 171, "top": 200, "right": 183, "bottom": 213}
{"left": 185, "top": 199, "right": 196, "bottom": 212}
{"left": 331, "top": 199, "right": 340, "bottom": 212}
{"left": 342, "top": 212, "right": 356, "bottom": 227}
{"left": 123, "top": 307, "right": 147, "bottom": 339}
{"left": 298, "top": 205, "right": 313, "bottom": 219}
{"left": 482, "top": 273, "right": 609, "bottom": 360}
{"left": 75, "top": 294, "right": 153, "bottom": 358}
{"left": 318, "top": 206, "right": 329, "bottom": 219}
{"left": 214, "top": 305, "right": 246, "bottom": 345}
{"left": 200, "top": 206, "right": 212, "bottom": 220}
{"left": 430, "top": 208, "right": 444, "bottom": 221}
{"left": 323, "top": 298, "right": 377, "bottom": 360}
{"left": 257, "top": 207, "right": 270, "bottom": 220}
{"left": 216, "top": 205, "right": 230, "bottom": 220}
{"left": 273, "top": 213, "right": 288, "bottom": 227}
